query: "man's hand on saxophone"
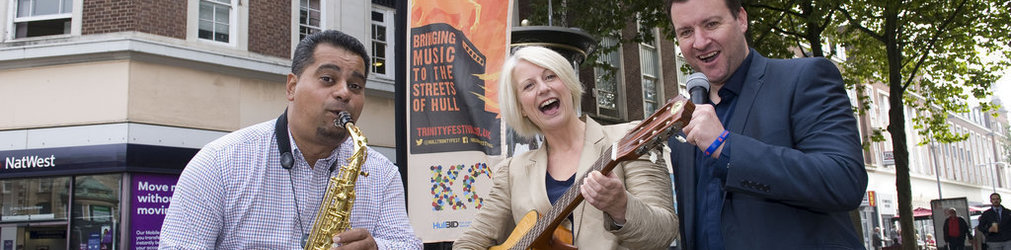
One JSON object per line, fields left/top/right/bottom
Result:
{"left": 331, "top": 228, "right": 379, "bottom": 250}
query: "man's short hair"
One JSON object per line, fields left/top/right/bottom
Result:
{"left": 291, "top": 30, "right": 371, "bottom": 77}
{"left": 665, "top": 0, "right": 743, "bottom": 20}
{"left": 993, "top": 192, "right": 1002, "bottom": 199}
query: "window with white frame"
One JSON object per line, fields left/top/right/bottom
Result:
{"left": 593, "top": 37, "right": 622, "bottom": 118}
{"left": 371, "top": 8, "right": 394, "bottom": 78}
{"left": 298, "top": 0, "right": 322, "bottom": 41}
{"left": 877, "top": 92, "right": 889, "bottom": 126}
{"left": 675, "top": 50, "right": 689, "bottom": 95}
{"left": 12, "top": 0, "right": 72, "bottom": 38}
{"left": 639, "top": 28, "right": 662, "bottom": 116}
{"left": 198, "top": 0, "right": 233, "bottom": 43}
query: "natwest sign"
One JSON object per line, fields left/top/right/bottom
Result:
{"left": 5, "top": 155, "right": 56, "bottom": 169}
{"left": 0, "top": 144, "right": 127, "bottom": 178}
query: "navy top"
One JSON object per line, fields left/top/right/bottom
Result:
{"left": 546, "top": 173, "right": 575, "bottom": 205}
{"left": 692, "top": 49, "right": 754, "bottom": 250}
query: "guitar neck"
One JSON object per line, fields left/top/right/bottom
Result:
{"left": 510, "top": 96, "right": 692, "bottom": 249}
{"left": 515, "top": 146, "right": 619, "bottom": 248}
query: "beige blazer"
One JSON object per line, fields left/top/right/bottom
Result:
{"left": 454, "top": 117, "right": 678, "bottom": 250}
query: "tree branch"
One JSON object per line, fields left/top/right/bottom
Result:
{"left": 837, "top": 7, "right": 885, "bottom": 42}
{"left": 750, "top": 3, "right": 804, "bottom": 19}
{"left": 795, "top": 34, "right": 808, "bottom": 57}
{"left": 902, "top": 0, "right": 969, "bottom": 90}
{"left": 819, "top": 8, "right": 837, "bottom": 31}
{"left": 770, "top": 25, "right": 805, "bottom": 38}
{"left": 754, "top": 12, "right": 789, "bottom": 44}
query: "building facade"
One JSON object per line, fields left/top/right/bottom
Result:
{"left": 511, "top": 1, "right": 687, "bottom": 125}
{"left": 0, "top": 0, "right": 397, "bottom": 249}
{"left": 856, "top": 80, "right": 1009, "bottom": 247}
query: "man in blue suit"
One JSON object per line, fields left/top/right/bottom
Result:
{"left": 665, "top": 0, "right": 867, "bottom": 249}
{"left": 978, "top": 193, "right": 1011, "bottom": 250}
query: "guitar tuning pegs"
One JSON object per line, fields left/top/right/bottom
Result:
{"left": 649, "top": 150, "right": 658, "bottom": 163}
{"left": 635, "top": 145, "right": 649, "bottom": 156}
{"left": 674, "top": 135, "right": 687, "bottom": 143}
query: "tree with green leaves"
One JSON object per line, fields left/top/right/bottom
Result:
{"left": 744, "top": 0, "right": 845, "bottom": 59}
{"left": 837, "top": 0, "right": 1010, "bottom": 247}
{"left": 521, "top": 0, "right": 673, "bottom": 68}
{"left": 527, "top": 0, "right": 1011, "bottom": 249}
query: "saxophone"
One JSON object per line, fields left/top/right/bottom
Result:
{"left": 304, "top": 111, "right": 369, "bottom": 250}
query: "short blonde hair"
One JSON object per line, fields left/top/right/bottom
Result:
{"left": 499, "top": 46, "right": 584, "bottom": 138}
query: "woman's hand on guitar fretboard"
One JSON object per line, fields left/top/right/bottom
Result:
{"left": 580, "top": 170, "right": 628, "bottom": 224}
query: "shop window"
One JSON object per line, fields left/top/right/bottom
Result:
{"left": 0, "top": 177, "right": 70, "bottom": 222}
{"left": 0, "top": 177, "right": 70, "bottom": 250}
{"left": 69, "top": 174, "right": 121, "bottom": 250}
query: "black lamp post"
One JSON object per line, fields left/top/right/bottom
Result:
{"left": 510, "top": 25, "right": 597, "bottom": 68}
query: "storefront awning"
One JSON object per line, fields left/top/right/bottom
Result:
{"left": 893, "top": 207, "right": 933, "bottom": 218}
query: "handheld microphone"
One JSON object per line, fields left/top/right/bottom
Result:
{"left": 686, "top": 72, "right": 710, "bottom": 104}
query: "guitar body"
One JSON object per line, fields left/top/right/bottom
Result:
{"left": 490, "top": 210, "right": 576, "bottom": 250}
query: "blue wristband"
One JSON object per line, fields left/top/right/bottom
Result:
{"left": 705, "top": 130, "right": 730, "bottom": 156}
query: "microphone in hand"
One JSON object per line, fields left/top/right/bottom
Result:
{"left": 686, "top": 72, "right": 710, "bottom": 104}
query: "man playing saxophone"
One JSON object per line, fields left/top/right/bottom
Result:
{"left": 160, "top": 30, "right": 422, "bottom": 249}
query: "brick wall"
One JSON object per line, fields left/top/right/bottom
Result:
{"left": 661, "top": 38, "right": 682, "bottom": 101}
{"left": 621, "top": 22, "right": 645, "bottom": 121}
{"left": 136, "top": 0, "right": 186, "bottom": 39}
{"left": 248, "top": 0, "right": 291, "bottom": 59}
{"left": 82, "top": 0, "right": 184, "bottom": 39}
{"left": 82, "top": 0, "right": 136, "bottom": 35}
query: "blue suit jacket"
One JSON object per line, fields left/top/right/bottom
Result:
{"left": 669, "top": 52, "right": 867, "bottom": 249}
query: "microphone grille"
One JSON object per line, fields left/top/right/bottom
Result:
{"left": 686, "top": 72, "right": 710, "bottom": 91}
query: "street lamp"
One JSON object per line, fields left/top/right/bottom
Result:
{"left": 978, "top": 162, "right": 1009, "bottom": 193}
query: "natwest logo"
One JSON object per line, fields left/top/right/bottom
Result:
{"left": 5, "top": 155, "right": 56, "bottom": 169}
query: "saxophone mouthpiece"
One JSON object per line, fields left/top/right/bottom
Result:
{"left": 335, "top": 111, "right": 353, "bottom": 129}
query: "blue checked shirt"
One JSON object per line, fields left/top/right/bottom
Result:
{"left": 159, "top": 120, "right": 422, "bottom": 249}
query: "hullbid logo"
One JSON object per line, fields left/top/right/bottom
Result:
{"left": 433, "top": 221, "right": 460, "bottom": 229}
{"left": 4, "top": 155, "right": 56, "bottom": 169}
{"left": 432, "top": 220, "right": 472, "bottom": 229}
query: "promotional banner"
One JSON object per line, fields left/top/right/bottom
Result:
{"left": 930, "top": 198, "right": 971, "bottom": 249}
{"left": 129, "top": 173, "right": 179, "bottom": 250}
{"left": 406, "top": 0, "right": 511, "bottom": 242}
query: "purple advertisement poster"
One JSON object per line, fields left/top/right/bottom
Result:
{"left": 130, "top": 173, "right": 178, "bottom": 250}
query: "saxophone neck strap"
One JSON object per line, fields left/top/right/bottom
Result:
{"left": 276, "top": 109, "right": 295, "bottom": 170}
{"left": 276, "top": 109, "right": 339, "bottom": 173}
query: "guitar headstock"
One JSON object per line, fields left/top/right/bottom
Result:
{"left": 613, "top": 96, "right": 694, "bottom": 162}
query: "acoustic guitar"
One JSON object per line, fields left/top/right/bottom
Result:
{"left": 490, "top": 96, "right": 693, "bottom": 250}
